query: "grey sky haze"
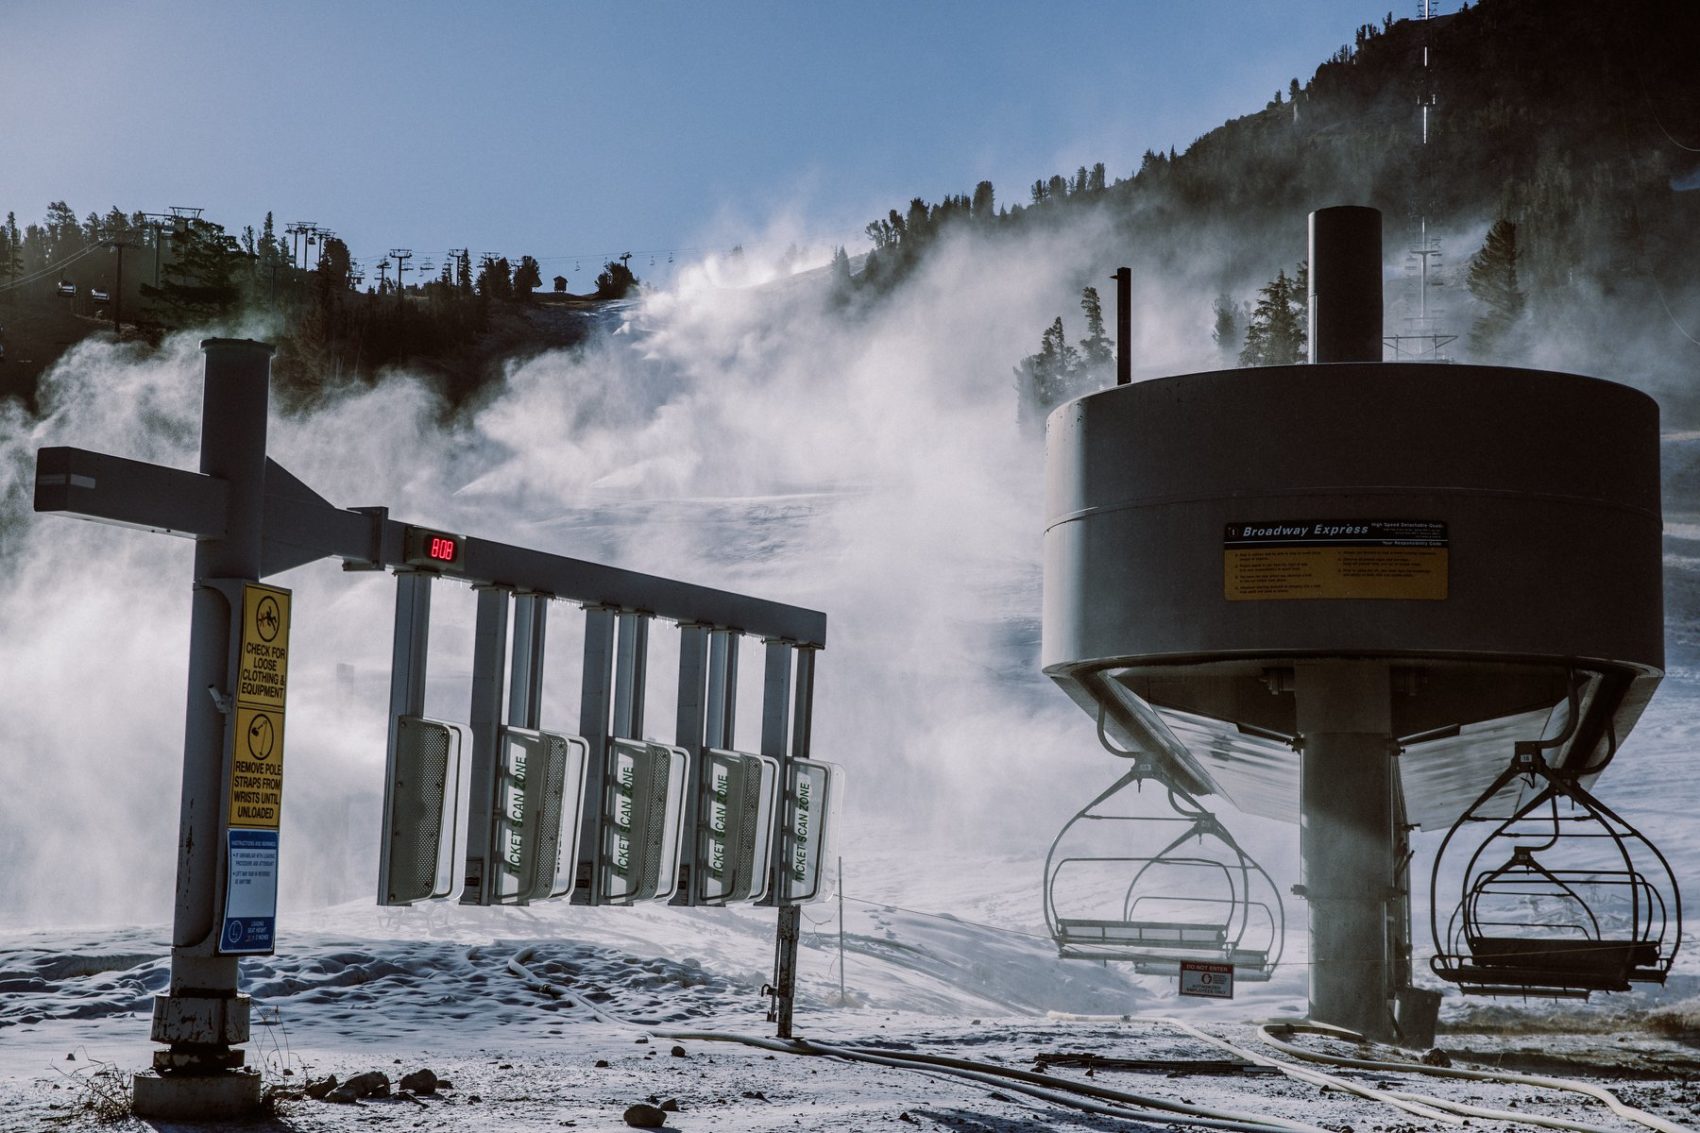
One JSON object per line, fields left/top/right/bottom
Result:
{"left": 5, "top": 2, "right": 1405, "bottom": 285}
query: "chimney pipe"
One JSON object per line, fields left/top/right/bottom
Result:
{"left": 1113, "top": 266, "right": 1131, "bottom": 385}
{"left": 1307, "top": 206, "right": 1382, "bottom": 363}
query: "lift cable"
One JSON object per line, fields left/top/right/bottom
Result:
{"left": 505, "top": 947, "right": 1325, "bottom": 1133}
{"left": 0, "top": 243, "right": 102, "bottom": 293}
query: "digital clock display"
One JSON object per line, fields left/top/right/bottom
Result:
{"left": 403, "top": 526, "right": 467, "bottom": 571}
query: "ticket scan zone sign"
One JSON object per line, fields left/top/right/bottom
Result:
{"left": 220, "top": 582, "right": 290, "bottom": 956}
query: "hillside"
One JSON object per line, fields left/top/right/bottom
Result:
{"left": 4, "top": 0, "right": 1696, "bottom": 410}
{"left": 842, "top": 0, "right": 1700, "bottom": 400}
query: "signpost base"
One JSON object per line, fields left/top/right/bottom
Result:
{"left": 132, "top": 1067, "right": 262, "bottom": 1120}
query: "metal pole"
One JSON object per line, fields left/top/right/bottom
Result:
{"left": 112, "top": 243, "right": 123, "bottom": 334}
{"left": 674, "top": 624, "right": 710, "bottom": 904}
{"left": 612, "top": 612, "right": 649, "bottom": 739}
{"left": 135, "top": 338, "right": 274, "bottom": 1119}
{"left": 773, "top": 646, "right": 816, "bottom": 1039}
{"left": 461, "top": 586, "right": 510, "bottom": 905}
{"left": 837, "top": 855, "right": 846, "bottom": 1006}
{"left": 1295, "top": 661, "right": 1397, "bottom": 1042}
{"left": 1113, "top": 266, "right": 1132, "bottom": 385}
{"left": 507, "top": 595, "right": 546, "bottom": 731}
{"left": 574, "top": 607, "right": 617, "bottom": 903}
{"left": 377, "top": 572, "right": 432, "bottom": 904}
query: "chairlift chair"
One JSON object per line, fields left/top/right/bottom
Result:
{"left": 1044, "top": 749, "right": 1284, "bottom": 980}
{"left": 1430, "top": 741, "right": 1681, "bottom": 997}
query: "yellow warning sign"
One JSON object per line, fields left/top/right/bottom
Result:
{"left": 229, "top": 583, "right": 290, "bottom": 829}
{"left": 229, "top": 703, "right": 285, "bottom": 828}
{"left": 1223, "top": 519, "right": 1448, "bottom": 601}
{"left": 236, "top": 585, "right": 290, "bottom": 709}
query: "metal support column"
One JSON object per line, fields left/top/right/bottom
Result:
{"left": 612, "top": 611, "right": 649, "bottom": 740}
{"left": 1295, "top": 661, "right": 1397, "bottom": 1042}
{"left": 706, "top": 630, "right": 739, "bottom": 749}
{"left": 674, "top": 625, "right": 710, "bottom": 904}
{"left": 461, "top": 586, "right": 510, "bottom": 905}
{"left": 377, "top": 571, "right": 433, "bottom": 902}
{"left": 772, "top": 645, "right": 815, "bottom": 1039}
{"left": 135, "top": 338, "right": 274, "bottom": 1119}
{"left": 1113, "top": 266, "right": 1132, "bottom": 386}
{"left": 573, "top": 607, "right": 617, "bottom": 903}
{"left": 508, "top": 595, "right": 547, "bottom": 731}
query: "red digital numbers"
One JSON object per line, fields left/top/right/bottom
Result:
{"left": 405, "top": 526, "right": 465, "bottom": 570}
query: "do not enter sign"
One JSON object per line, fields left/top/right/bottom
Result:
{"left": 1179, "top": 960, "right": 1235, "bottom": 1000}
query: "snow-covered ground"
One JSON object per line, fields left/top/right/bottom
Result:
{"left": 1, "top": 808, "right": 1696, "bottom": 1130}
{"left": 4, "top": 269, "right": 1700, "bottom": 1129}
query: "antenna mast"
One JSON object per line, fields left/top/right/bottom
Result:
{"left": 1386, "top": 1, "right": 1458, "bottom": 361}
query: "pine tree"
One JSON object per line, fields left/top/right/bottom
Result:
{"left": 42, "top": 201, "right": 83, "bottom": 265}
{"left": 594, "top": 259, "right": 638, "bottom": 300}
{"left": 828, "top": 245, "right": 852, "bottom": 305}
{"left": 1078, "top": 286, "right": 1114, "bottom": 374}
{"left": 1211, "top": 293, "right": 1242, "bottom": 364}
{"left": 1015, "top": 315, "right": 1086, "bottom": 431}
{"left": 0, "top": 212, "right": 20, "bottom": 285}
{"left": 1466, "top": 219, "right": 1525, "bottom": 356}
{"left": 477, "top": 255, "right": 513, "bottom": 301}
{"left": 140, "top": 218, "right": 243, "bottom": 326}
{"left": 1239, "top": 264, "right": 1308, "bottom": 366}
{"left": 513, "top": 254, "right": 542, "bottom": 299}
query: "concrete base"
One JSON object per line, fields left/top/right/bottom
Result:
{"left": 132, "top": 1068, "right": 262, "bottom": 1121}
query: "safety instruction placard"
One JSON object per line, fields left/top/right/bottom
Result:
{"left": 1179, "top": 960, "right": 1235, "bottom": 999}
{"left": 1224, "top": 520, "right": 1447, "bottom": 601}
{"left": 227, "top": 582, "right": 290, "bottom": 830}
{"left": 219, "top": 828, "right": 278, "bottom": 955}
{"left": 230, "top": 704, "right": 285, "bottom": 826}
{"left": 236, "top": 585, "right": 290, "bottom": 708}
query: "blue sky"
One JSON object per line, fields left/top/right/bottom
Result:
{"left": 6, "top": 1, "right": 1407, "bottom": 285}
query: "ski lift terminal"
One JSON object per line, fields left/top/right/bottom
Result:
{"left": 1041, "top": 206, "right": 1676, "bottom": 1045}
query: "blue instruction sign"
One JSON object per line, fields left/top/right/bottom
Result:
{"left": 219, "top": 828, "right": 279, "bottom": 955}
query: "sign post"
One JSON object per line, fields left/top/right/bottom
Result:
{"left": 134, "top": 339, "right": 275, "bottom": 1119}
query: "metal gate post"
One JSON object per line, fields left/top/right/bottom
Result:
{"left": 134, "top": 339, "right": 274, "bottom": 1119}
{"left": 613, "top": 611, "right": 650, "bottom": 739}
{"left": 574, "top": 607, "right": 617, "bottom": 903}
{"left": 508, "top": 594, "right": 547, "bottom": 730}
{"left": 461, "top": 586, "right": 510, "bottom": 905}
{"left": 674, "top": 624, "right": 710, "bottom": 903}
{"left": 772, "top": 645, "right": 816, "bottom": 1039}
{"left": 377, "top": 572, "right": 433, "bottom": 902}
{"left": 706, "top": 630, "right": 739, "bottom": 749}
